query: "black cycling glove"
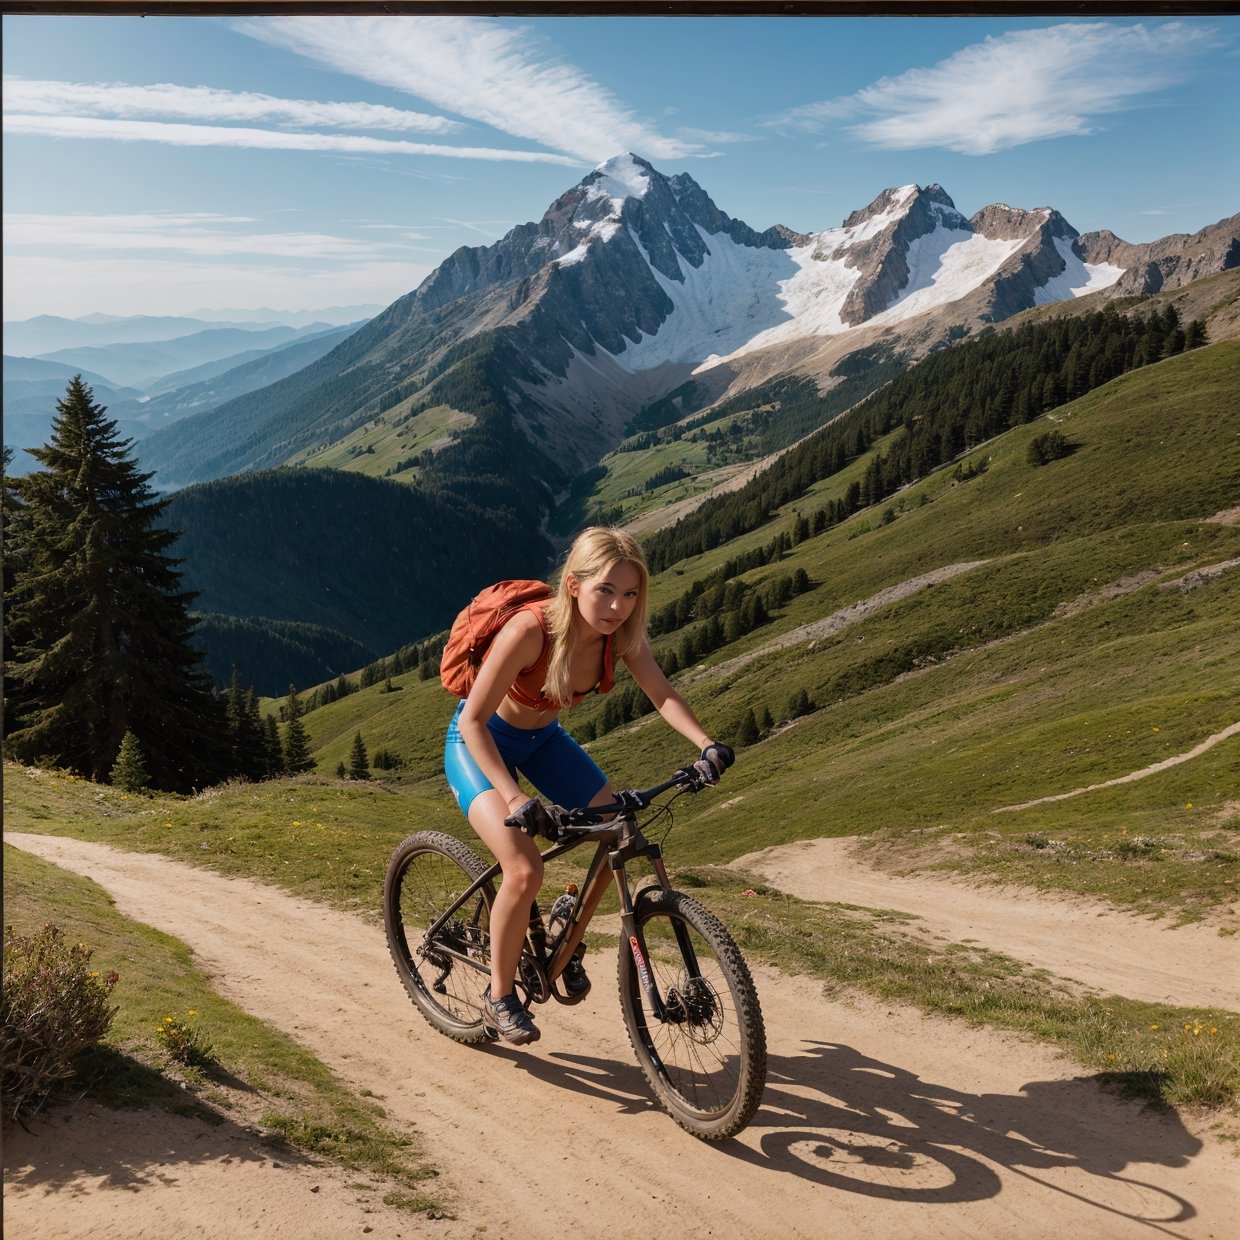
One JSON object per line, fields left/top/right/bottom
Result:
{"left": 504, "top": 798, "right": 553, "bottom": 838}
{"left": 693, "top": 742, "right": 735, "bottom": 786}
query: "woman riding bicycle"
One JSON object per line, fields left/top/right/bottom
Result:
{"left": 445, "top": 526, "right": 732, "bottom": 1045}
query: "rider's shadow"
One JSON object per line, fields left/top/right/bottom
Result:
{"left": 487, "top": 1041, "right": 662, "bottom": 1118}
{"left": 730, "top": 1041, "right": 1202, "bottom": 1224}
{"left": 500, "top": 1039, "right": 1203, "bottom": 1226}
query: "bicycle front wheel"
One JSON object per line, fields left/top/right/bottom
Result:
{"left": 384, "top": 831, "right": 495, "bottom": 1044}
{"left": 619, "top": 888, "right": 766, "bottom": 1140}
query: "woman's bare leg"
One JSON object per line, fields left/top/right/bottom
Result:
{"left": 467, "top": 788, "right": 544, "bottom": 998}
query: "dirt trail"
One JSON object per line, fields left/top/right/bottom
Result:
{"left": 5, "top": 831, "right": 1238, "bottom": 1240}
{"left": 994, "top": 721, "right": 1240, "bottom": 814}
{"left": 732, "top": 838, "right": 1239, "bottom": 1011}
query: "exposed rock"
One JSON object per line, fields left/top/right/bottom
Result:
{"left": 1077, "top": 214, "right": 1240, "bottom": 294}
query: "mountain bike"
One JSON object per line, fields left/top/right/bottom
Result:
{"left": 383, "top": 767, "right": 767, "bottom": 1140}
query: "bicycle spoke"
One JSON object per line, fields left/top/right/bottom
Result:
{"left": 620, "top": 889, "right": 766, "bottom": 1139}
{"left": 384, "top": 833, "right": 495, "bottom": 1043}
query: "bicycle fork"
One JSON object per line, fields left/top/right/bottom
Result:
{"left": 612, "top": 841, "right": 701, "bottom": 1024}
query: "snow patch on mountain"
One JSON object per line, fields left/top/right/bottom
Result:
{"left": 557, "top": 220, "right": 622, "bottom": 267}
{"left": 604, "top": 209, "right": 1028, "bottom": 373}
{"left": 609, "top": 225, "right": 803, "bottom": 372}
{"left": 873, "top": 230, "right": 1026, "bottom": 325}
{"left": 587, "top": 153, "right": 653, "bottom": 214}
{"left": 819, "top": 195, "right": 917, "bottom": 256}
{"left": 700, "top": 238, "right": 862, "bottom": 366}
{"left": 1034, "top": 236, "right": 1125, "bottom": 304}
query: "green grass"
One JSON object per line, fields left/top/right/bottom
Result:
{"left": 7, "top": 343, "right": 1240, "bottom": 1115}
{"left": 297, "top": 402, "right": 475, "bottom": 481}
{"left": 2, "top": 844, "right": 443, "bottom": 1213}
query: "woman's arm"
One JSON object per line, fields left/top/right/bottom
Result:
{"left": 622, "top": 639, "right": 714, "bottom": 752}
{"left": 458, "top": 611, "right": 545, "bottom": 814}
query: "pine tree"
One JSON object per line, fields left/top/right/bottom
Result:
{"left": 282, "top": 685, "right": 314, "bottom": 774}
{"left": 110, "top": 730, "right": 150, "bottom": 792}
{"left": 1184, "top": 319, "right": 1208, "bottom": 351}
{"left": 349, "top": 731, "right": 370, "bottom": 780}
{"left": 2, "top": 448, "right": 31, "bottom": 680}
{"left": 262, "top": 714, "right": 284, "bottom": 778}
{"left": 737, "top": 708, "right": 760, "bottom": 746}
{"left": 225, "top": 669, "right": 267, "bottom": 781}
{"left": 788, "top": 688, "right": 813, "bottom": 719}
{"left": 3, "top": 377, "right": 228, "bottom": 790}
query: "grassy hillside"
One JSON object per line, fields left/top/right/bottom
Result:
{"left": 281, "top": 341, "right": 1239, "bottom": 920}
{"left": 8, "top": 336, "right": 1237, "bottom": 1113}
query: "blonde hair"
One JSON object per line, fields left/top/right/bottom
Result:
{"left": 543, "top": 527, "right": 649, "bottom": 707}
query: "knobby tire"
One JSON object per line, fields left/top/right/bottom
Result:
{"left": 619, "top": 888, "right": 766, "bottom": 1140}
{"left": 383, "top": 831, "right": 495, "bottom": 1044}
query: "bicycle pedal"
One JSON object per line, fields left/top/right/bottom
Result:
{"left": 552, "top": 981, "right": 591, "bottom": 1006}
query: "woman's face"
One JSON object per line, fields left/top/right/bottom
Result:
{"left": 570, "top": 560, "right": 642, "bottom": 636}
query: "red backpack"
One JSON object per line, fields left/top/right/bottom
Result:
{"left": 440, "top": 580, "right": 553, "bottom": 698}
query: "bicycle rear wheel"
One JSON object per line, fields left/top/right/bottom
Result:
{"left": 619, "top": 888, "right": 766, "bottom": 1140}
{"left": 384, "top": 831, "right": 495, "bottom": 1044}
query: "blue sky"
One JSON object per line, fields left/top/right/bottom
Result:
{"left": 3, "top": 12, "right": 1237, "bottom": 321}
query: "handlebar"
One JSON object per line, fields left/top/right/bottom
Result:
{"left": 545, "top": 766, "right": 706, "bottom": 834}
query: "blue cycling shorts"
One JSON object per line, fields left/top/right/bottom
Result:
{"left": 444, "top": 700, "right": 608, "bottom": 816}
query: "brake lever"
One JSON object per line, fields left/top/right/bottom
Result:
{"left": 674, "top": 767, "right": 707, "bottom": 792}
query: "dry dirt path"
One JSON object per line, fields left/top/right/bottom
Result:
{"left": 732, "top": 839, "right": 1240, "bottom": 1012}
{"left": 4, "top": 831, "right": 1238, "bottom": 1240}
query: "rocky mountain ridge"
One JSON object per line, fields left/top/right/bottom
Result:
{"left": 136, "top": 153, "right": 1239, "bottom": 490}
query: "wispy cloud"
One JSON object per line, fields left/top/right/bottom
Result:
{"left": 775, "top": 22, "right": 1217, "bottom": 156}
{"left": 2, "top": 77, "right": 460, "bottom": 133}
{"left": 3, "top": 113, "right": 580, "bottom": 165}
{"left": 675, "top": 127, "right": 760, "bottom": 145}
{"left": 238, "top": 16, "right": 706, "bottom": 163}
{"left": 4, "top": 210, "right": 427, "bottom": 261}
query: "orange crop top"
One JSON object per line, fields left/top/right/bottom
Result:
{"left": 504, "top": 601, "right": 615, "bottom": 712}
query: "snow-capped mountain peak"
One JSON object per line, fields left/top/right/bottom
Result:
{"left": 410, "top": 156, "right": 1235, "bottom": 426}
{"left": 585, "top": 153, "right": 654, "bottom": 213}
{"left": 140, "top": 153, "right": 1239, "bottom": 491}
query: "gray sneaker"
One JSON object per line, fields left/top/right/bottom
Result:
{"left": 482, "top": 987, "right": 541, "bottom": 1045}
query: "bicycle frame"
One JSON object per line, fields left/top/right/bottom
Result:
{"left": 386, "top": 762, "right": 765, "bottom": 1139}
{"left": 419, "top": 807, "right": 695, "bottom": 1021}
